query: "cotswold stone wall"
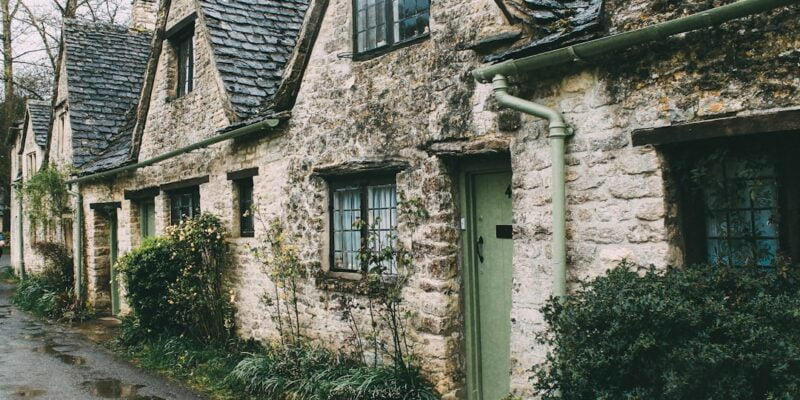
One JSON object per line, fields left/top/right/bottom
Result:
{"left": 72, "top": 0, "right": 799, "bottom": 398}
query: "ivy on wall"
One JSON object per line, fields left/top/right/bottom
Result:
{"left": 22, "top": 166, "right": 70, "bottom": 233}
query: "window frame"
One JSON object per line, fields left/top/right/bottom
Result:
{"left": 172, "top": 26, "right": 195, "bottom": 98}
{"left": 351, "top": 0, "right": 430, "bottom": 60}
{"left": 328, "top": 174, "right": 398, "bottom": 274}
{"left": 669, "top": 133, "right": 800, "bottom": 266}
{"left": 138, "top": 198, "right": 156, "bottom": 239}
{"left": 235, "top": 178, "right": 255, "bottom": 238}
{"left": 168, "top": 186, "right": 200, "bottom": 226}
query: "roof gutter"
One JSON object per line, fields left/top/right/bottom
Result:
{"left": 472, "top": 0, "right": 794, "bottom": 301}
{"left": 473, "top": 0, "right": 795, "bottom": 82}
{"left": 66, "top": 118, "right": 281, "bottom": 185}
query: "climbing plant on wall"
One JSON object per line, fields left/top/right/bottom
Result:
{"left": 22, "top": 166, "right": 70, "bottom": 233}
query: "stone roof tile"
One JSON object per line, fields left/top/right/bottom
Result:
{"left": 27, "top": 100, "right": 52, "bottom": 147}
{"left": 63, "top": 19, "right": 151, "bottom": 168}
{"left": 198, "top": 0, "right": 308, "bottom": 118}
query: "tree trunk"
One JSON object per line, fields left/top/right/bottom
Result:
{"left": 1, "top": 0, "right": 16, "bottom": 230}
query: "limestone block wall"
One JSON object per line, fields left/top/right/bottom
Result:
{"left": 69, "top": 0, "right": 800, "bottom": 398}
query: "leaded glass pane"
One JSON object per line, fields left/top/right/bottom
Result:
{"left": 704, "top": 156, "right": 779, "bottom": 267}
{"left": 368, "top": 184, "right": 397, "bottom": 274}
{"left": 333, "top": 187, "right": 362, "bottom": 271}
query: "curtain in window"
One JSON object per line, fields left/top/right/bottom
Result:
{"left": 368, "top": 184, "right": 398, "bottom": 274}
{"left": 333, "top": 187, "right": 362, "bottom": 271}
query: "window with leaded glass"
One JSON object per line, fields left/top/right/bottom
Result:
{"left": 704, "top": 156, "right": 780, "bottom": 267}
{"left": 237, "top": 178, "right": 254, "bottom": 237}
{"left": 330, "top": 177, "right": 398, "bottom": 274}
{"left": 169, "top": 187, "right": 200, "bottom": 226}
{"left": 354, "top": 0, "right": 429, "bottom": 56}
{"left": 670, "top": 134, "right": 800, "bottom": 267}
{"left": 174, "top": 28, "right": 194, "bottom": 97}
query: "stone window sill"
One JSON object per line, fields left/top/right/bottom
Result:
{"left": 314, "top": 271, "right": 398, "bottom": 295}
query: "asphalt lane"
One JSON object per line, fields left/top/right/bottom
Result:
{"left": 0, "top": 281, "right": 206, "bottom": 400}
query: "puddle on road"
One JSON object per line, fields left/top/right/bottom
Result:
{"left": 1, "top": 385, "right": 46, "bottom": 398}
{"left": 81, "top": 378, "right": 165, "bottom": 400}
{"left": 71, "top": 317, "right": 120, "bottom": 343}
{"left": 33, "top": 339, "right": 86, "bottom": 366}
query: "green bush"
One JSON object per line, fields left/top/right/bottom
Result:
{"left": 227, "top": 342, "right": 439, "bottom": 400}
{"left": 13, "top": 242, "right": 81, "bottom": 321}
{"left": 533, "top": 262, "right": 800, "bottom": 400}
{"left": 117, "top": 213, "right": 234, "bottom": 343}
{"left": 116, "top": 238, "right": 183, "bottom": 334}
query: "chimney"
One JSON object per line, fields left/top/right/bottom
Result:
{"left": 130, "top": 0, "right": 157, "bottom": 31}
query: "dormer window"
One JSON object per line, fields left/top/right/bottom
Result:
{"left": 354, "top": 0, "right": 430, "bottom": 57}
{"left": 175, "top": 28, "right": 194, "bottom": 97}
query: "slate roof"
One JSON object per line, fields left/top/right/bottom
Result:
{"left": 487, "top": 0, "right": 604, "bottom": 62}
{"left": 63, "top": 19, "right": 151, "bottom": 168}
{"left": 27, "top": 100, "right": 52, "bottom": 147}
{"left": 199, "top": 0, "right": 309, "bottom": 118}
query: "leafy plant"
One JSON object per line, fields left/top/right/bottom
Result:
{"left": 228, "top": 342, "right": 438, "bottom": 400}
{"left": 22, "top": 166, "right": 70, "bottom": 233}
{"left": 249, "top": 218, "right": 308, "bottom": 344}
{"left": 12, "top": 242, "right": 86, "bottom": 321}
{"left": 117, "top": 213, "right": 235, "bottom": 344}
{"left": 532, "top": 261, "right": 800, "bottom": 399}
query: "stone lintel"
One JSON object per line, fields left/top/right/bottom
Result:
{"left": 632, "top": 109, "right": 800, "bottom": 147}
{"left": 424, "top": 136, "right": 510, "bottom": 158}
{"left": 160, "top": 175, "right": 209, "bottom": 191}
{"left": 312, "top": 159, "right": 410, "bottom": 178}
{"left": 226, "top": 167, "right": 259, "bottom": 181}
{"left": 124, "top": 186, "right": 160, "bottom": 200}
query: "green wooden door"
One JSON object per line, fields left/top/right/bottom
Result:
{"left": 139, "top": 200, "right": 156, "bottom": 238}
{"left": 462, "top": 165, "right": 513, "bottom": 400}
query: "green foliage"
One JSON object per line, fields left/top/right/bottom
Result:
{"left": 113, "top": 323, "right": 255, "bottom": 399}
{"left": 12, "top": 242, "right": 86, "bottom": 321}
{"left": 115, "top": 237, "right": 182, "bottom": 334}
{"left": 249, "top": 219, "right": 308, "bottom": 343}
{"left": 228, "top": 342, "right": 439, "bottom": 400}
{"left": 31, "top": 242, "right": 73, "bottom": 289}
{"left": 532, "top": 261, "right": 800, "bottom": 400}
{"left": 22, "top": 166, "right": 70, "bottom": 232}
{"left": 117, "top": 213, "right": 235, "bottom": 344}
{"left": 0, "top": 267, "right": 18, "bottom": 283}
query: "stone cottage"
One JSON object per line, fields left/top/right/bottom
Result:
{"left": 9, "top": 0, "right": 800, "bottom": 398}
{"left": 9, "top": 100, "right": 52, "bottom": 275}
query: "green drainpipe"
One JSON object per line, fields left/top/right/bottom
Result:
{"left": 492, "top": 75, "right": 570, "bottom": 299}
{"left": 473, "top": 0, "right": 795, "bottom": 300}
{"left": 67, "top": 187, "right": 83, "bottom": 303}
{"left": 13, "top": 184, "right": 24, "bottom": 280}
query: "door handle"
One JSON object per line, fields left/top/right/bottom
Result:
{"left": 476, "top": 236, "right": 484, "bottom": 263}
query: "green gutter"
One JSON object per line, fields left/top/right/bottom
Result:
{"left": 472, "top": 0, "right": 794, "bottom": 300}
{"left": 66, "top": 118, "right": 281, "bottom": 185}
{"left": 12, "top": 184, "right": 24, "bottom": 280}
{"left": 67, "top": 188, "right": 83, "bottom": 303}
{"left": 473, "top": 0, "right": 795, "bottom": 82}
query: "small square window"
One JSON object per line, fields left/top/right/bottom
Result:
{"left": 236, "top": 178, "right": 254, "bottom": 237}
{"left": 139, "top": 199, "right": 156, "bottom": 239}
{"left": 330, "top": 177, "right": 398, "bottom": 274}
{"left": 168, "top": 187, "right": 200, "bottom": 226}
{"left": 670, "top": 134, "right": 800, "bottom": 267}
{"left": 174, "top": 29, "right": 194, "bottom": 97}
{"left": 354, "top": 0, "right": 429, "bottom": 56}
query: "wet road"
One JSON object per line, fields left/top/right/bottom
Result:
{"left": 0, "top": 282, "right": 205, "bottom": 399}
